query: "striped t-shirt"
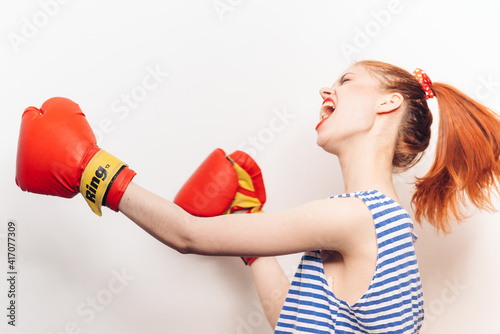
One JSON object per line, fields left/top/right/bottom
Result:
{"left": 274, "top": 190, "right": 424, "bottom": 333}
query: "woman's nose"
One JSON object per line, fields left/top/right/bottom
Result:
{"left": 319, "top": 87, "right": 334, "bottom": 100}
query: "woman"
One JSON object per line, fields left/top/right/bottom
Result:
{"left": 16, "top": 60, "right": 500, "bottom": 333}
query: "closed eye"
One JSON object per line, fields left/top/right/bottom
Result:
{"left": 338, "top": 72, "right": 354, "bottom": 85}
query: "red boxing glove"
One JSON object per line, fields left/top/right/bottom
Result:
{"left": 16, "top": 97, "right": 136, "bottom": 216}
{"left": 174, "top": 149, "right": 239, "bottom": 217}
{"left": 174, "top": 148, "right": 266, "bottom": 265}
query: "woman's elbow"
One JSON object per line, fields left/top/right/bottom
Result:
{"left": 171, "top": 215, "right": 202, "bottom": 255}
{"left": 175, "top": 234, "right": 195, "bottom": 254}
{"left": 164, "top": 214, "right": 215, "bottom": 256}
{"left": 153, "top": 212, "right": 198, "bottom": 255}
{"left": 175, "top": 245, "right": 191, "bottom": 255}
{"left": 174, "top": 227, "right": 214, "bottom": 256}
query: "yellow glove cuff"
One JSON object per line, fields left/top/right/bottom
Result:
{"left": 80, "top": 150, "right": 127, "bottom": 216}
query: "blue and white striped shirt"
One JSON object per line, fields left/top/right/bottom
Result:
{"left": 274, "top": 190, "right": 424, "bottom": 333}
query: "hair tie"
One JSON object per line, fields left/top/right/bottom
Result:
{"left": 412, "top": 68, "right": 434, "bottom": 99}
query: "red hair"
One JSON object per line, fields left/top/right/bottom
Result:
{"left": 358, "top": 60, "right": 500, "bottom": 233}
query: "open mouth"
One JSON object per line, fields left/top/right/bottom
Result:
{"left": 315, "top": 97, "right": 336, "bottom": 130}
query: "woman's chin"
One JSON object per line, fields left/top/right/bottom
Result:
{"left": 316, "top": 133, "right": 326, "bottom": 149}
{"left": 316, "top": 135, "right": 338, "bottom": 155}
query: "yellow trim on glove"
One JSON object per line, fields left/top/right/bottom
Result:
{"left": 80, "top": 150, "right": 126, "bottom": 216}
{"left": 224, "top": 158, "right": 263, "bottom": 214}
{"left": 231, "top": 161, "right": 256, "bottom": 192}
{"left": 224, "top": 192, "right": 263, "bottom": 214}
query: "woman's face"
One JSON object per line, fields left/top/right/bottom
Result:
{"left": 316, "top": 64, "right": 386, "bottom": 155}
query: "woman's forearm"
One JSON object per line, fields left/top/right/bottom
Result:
{"left": 250, "top": 257, "right": 290, "bottom": 329}
{"left": 118, "top": 182, "right": 193, "bottom": 253}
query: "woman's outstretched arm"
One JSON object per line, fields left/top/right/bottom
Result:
{"left": 118, "top": 182, "right": 373, "bottom": 258}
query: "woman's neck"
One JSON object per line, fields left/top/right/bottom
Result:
{"left": 337, "top": 140, "right": 401, "bottom": 203}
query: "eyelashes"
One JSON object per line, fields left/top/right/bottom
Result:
{"left": 337, "top": 71, "right": 355, "bottom": 86}
{"left": 334, "top": 73, "right": 353, "bottom": 87}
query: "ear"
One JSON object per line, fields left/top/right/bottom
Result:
{"left": 376, "top": 93, "right": 403, "bottom": 114}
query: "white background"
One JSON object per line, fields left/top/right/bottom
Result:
{"left": 1, "top": 0, "right": 500, "bottom": 333}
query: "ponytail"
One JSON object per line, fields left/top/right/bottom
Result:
{"left": 411, "top": 83, "right": 500, "bottom": 233}
{"left": 357, "top": 60, "right": 500, "bottom": 233}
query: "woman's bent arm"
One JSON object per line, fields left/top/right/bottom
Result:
{"left": 250, "top": 257, "right": 290, "bottom": 329}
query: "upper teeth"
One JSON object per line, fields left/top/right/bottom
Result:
{"left": 320, "top": 100, "right": 335, "bottom": 120}
{"left": 323, "top": 100, "right": 335, "bottom": 108}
